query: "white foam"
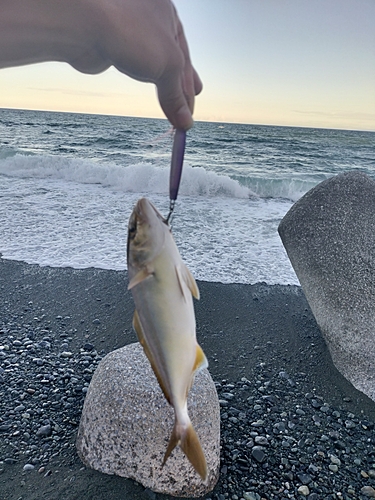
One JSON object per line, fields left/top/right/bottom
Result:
{"left": 173, "top": 196, "right": 298, "bottom": 285}
{"left": 0, "top": 154, "right": 253, "bottom": 199}
{"left": 0, "top": 172, "right": 298, "bottom": 285}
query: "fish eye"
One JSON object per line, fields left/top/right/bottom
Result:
{"left": 128, "top": 223, "right": 137, "bottom": 239}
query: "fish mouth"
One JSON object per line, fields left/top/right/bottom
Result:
{"left": 127, "top": 198, "right": 168, "bottom": 262}
{"left": 134, "top": 198, "right": 168, "bottom": 226}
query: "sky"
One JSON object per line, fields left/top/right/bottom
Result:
{"left": 0, "top": 0, "right": 374, "bottom": 130}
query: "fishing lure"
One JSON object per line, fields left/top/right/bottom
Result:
{"left": 167, "top": 129, "right": 186, "bottom": 222}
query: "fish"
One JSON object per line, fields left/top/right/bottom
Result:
{"left": 127, "top": 197, "right": 208, "bottom": 482}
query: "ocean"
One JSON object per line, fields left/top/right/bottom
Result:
{"left": 0, "top": 108, "right": 373, "bottom": 285}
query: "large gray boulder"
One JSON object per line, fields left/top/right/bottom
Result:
{"left": 278, "top": 171, "right": 375, "bottom": 401}
{"left": 76, "top": 342, "right": 220, "bottom": 497}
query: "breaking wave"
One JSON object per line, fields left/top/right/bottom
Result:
{"left": 0, "top": 153, "right": 255, "bottom": 199}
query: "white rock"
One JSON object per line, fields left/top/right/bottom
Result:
{"left": 76, "top": 342, "right": 220, "bottom": 497}
{"left": 23, "top": 464, "right": 35, "bottom": 471}
{"left": 330, "top": 454, "right": 341, "bottom": 466}
{"left": 361, "top": 486, "right": 375, "bottom": 498}
{"left": 279, "top": 171, "right": 375, "bottom": 402}
{"left": 297, "top": 485, "right": 310, "bottom": 496}
{"left": 60, "top": 351, "right": 73, "bottom": 358}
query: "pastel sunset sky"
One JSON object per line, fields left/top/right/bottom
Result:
{"left": 0, "top": 0, "right": 374, "bottom": 130}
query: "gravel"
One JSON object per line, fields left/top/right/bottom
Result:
{"left": 1, "top": 321, "right": 375, "bottom": 500}
{"left": 0, "top": 318, "right": 104, "bottom": 475}
{"left": 213, "top": 367, "right": 375, "bottom": 500}
{"left": 1, "top": 260, "right": 375, "bottom": 500}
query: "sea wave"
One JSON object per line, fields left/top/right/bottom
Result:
{"left": 0, "top": 152, "right": 324, "bottom": 201}
{"left": 0, "top": 147, "right": 20, "bottom": 160}
{"left": 0, "top": 153, "right": 254, "bottom": 199}
{"left": 241, "top": 176, "right": 325, "bottom": 202}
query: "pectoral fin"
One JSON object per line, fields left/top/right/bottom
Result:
{"left": 183, "top": 264, "right": 200, "bottom": 300}
{"left": 175, "top": 264, "right": 200, "bottom": 301}
{"left": 175, "top": 265, "right": 187, "bottom": 302}
{"left": 132, "top": 310, "right": 171, "bottom": 404}
{"left": 128, "top": 268, "right": 153, "bottom": 290}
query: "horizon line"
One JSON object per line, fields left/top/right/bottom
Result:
{"left": 1, "top": 106, "right": 374, "bottom": 134}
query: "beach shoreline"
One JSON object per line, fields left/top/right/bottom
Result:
{"left": 1, "top": 258, "right": 374, "bottom": 500}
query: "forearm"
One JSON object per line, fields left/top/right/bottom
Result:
{"left": 0, "top": 0, "right": 104, "bottom": 71}
{"left": 0, "top": 0, "right": 202, "bottom": 129}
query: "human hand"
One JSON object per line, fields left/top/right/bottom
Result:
{"left": 93, "top": 0, "right": 203, "bottom": 130}
{"left": 0, "top": 0, "right": 202, "bottom": 130}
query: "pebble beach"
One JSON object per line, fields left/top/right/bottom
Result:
{"left": 1, "top": 258, "right": 375, "bottom": 500}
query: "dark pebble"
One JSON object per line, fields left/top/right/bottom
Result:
{"left": 251, "top": 446, "right": 266, "bottom": 463}
{"left": 297, "top": 472, "right": 312, "bottom": 484}
{"left": 36, "top": 424, "right": 52, "bottom": 437}
{"left": 144, "top": 488, "right": 156, "bottom": 500}
{"left": 4, "top": 458, "right": 18, "bottom": 465}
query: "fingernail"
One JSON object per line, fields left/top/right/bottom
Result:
{"left": 175, "top": 105, "right": 194, "bottom": 131}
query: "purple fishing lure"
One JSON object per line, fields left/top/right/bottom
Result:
{"left": 168, "top": 129, "right": 186, "bottom": 220}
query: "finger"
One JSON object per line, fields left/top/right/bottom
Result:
{"left": 157, "top": 4, "right": 201, "bottom": 129}
{"left": 157, "top": 72, "right": 193, "bottom": 131}
{"left": 175, "top": 17, "right": 196, "bottom": 115}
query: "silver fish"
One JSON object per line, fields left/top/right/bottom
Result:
{"left": 127, "top": 197, "right": 208, "bottom": 481}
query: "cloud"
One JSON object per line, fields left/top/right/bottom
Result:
{"left": 293, "top": 109, "right": 375, "bottom": 122}
{"left": 27, "top": 87, "right": 125, "bottom": 98}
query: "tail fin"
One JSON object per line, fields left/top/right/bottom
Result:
{"left": 162, "top": 419, "right": 208, "bottom": 482}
